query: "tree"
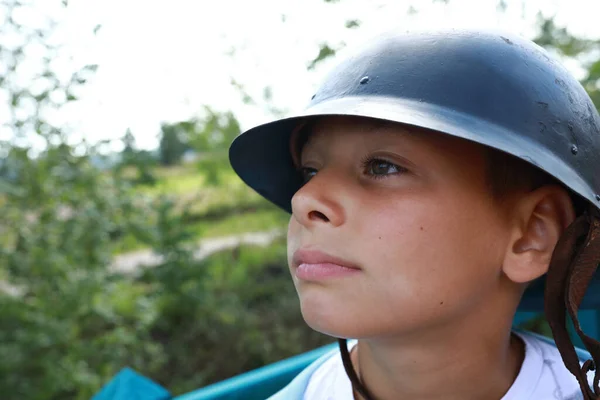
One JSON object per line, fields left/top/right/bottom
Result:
{"left": 157, "top": 108, "right": 242, "bottom": 167}
{"left": 186, "top": 107, "right": 241, "bottom": 153}
{"left": 122, "top": 128, "right": 136, "bottom": 159}
{"left": 158, "top": 122, "right": 190, "bottom": 166}
{"left": 117, "top": 128, "right": 157, "bottom": 186}
{"left": 0, "top": 2, "right": 176, "bottom": 398}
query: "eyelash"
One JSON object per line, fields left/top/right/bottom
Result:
{"left": 299, "top": 155, "right": 407, "bottom": 182}
{"left": 360, "top": 155, "right": 406, "bottom": 180}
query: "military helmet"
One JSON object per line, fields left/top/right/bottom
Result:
{"left": 228, "top": 29, "right": 600, "bottom": 398}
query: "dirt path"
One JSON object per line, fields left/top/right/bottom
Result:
{"left": 109, "top": 228, "right": 285, "bottom": 274}
{"left": 1, "top": 228, "right": 286, "bottom": 297}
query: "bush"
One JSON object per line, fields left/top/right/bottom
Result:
{"left": 0, "top": 172, "right": 329, "bottom": 399}
{"left": 196, "top": 155, "right": 231, "bottom": 187}
{"left": 139, "top": 236, "right": 331, "bottom": 394}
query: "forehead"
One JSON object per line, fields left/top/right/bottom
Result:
{"left": 304, "top": 116, "right": 404, "bottom": 145}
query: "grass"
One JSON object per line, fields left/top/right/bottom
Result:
{"left": 189, "top": 208, "right": 289, "bottom": 238}
{"left": 108, "top": 166, "right": 289, "bottom": 254}
{"left": 111, "top": 207, "right": 289, "bottom": 255}
{"left": 135, "top": 162, "right": 251, "bottom": 202}
{"left": 4, "top": 160, "right": 290, "bottom": 256}
{"left": 139, "top": 169, "right": 207, "bottom": 196}
{"left": 112, "top": 233, "right": 150, "bottom": 255}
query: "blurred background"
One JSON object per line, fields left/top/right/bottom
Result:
{"left": 0, "top": 0, "right": 599, "bottom": 399}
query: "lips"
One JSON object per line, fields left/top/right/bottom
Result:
{"left": 292, "top": 248, "right": 361, "bottom": 270}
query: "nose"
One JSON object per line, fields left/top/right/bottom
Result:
{"left": 291, "top": 167, "right": 346, "bottom": 228}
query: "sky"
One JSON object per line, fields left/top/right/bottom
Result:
{"left": 10, "top": 0, "right": 600, "bottom": 151}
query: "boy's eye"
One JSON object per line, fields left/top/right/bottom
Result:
{"left": 298, "top": 156, "right": 406, "bottom": 184}
{"left": 366, "top": 158, "right": 403, "bottom": 177}
{"left": 299, "top": 167, "right": 317, "bottom": 184}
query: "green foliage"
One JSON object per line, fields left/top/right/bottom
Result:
{"left": 158, "top": 109, "right": 241, "bottom": 167}
{"left": 0, "top": 3, "right": 299, "bottom": 392}
{"left": 189, "top": 207, "right": 288, "bottom": 239}
{"left": 584, "top": 59, "right": 600, "bottom": 109}
{"left": 116, "top": 129, "right": 158, "bottom": 186}
{"left": 187, "top": 107, "right": 241, "bottom": 153}
{"left": 1, "top": 173, "right": 307, "bottom": 399}
{"left": 0, "top": 144, "right": 169, "bottom": 399}
{"left": 158, "top": 122, "right": 191, "bottom": 166}
{"left": 139, "top": 164, "right": 207, "bottom": 197}
{"left": 195, "top": 155, "right": 230, "bottom": 187}
{"left": 263, "top": 86, "right": 273, "bottom": 102}
{"left": 121, "top": 129, "right": 136, "bottom": 157}
{"left": 0, "top": 2, "right": 234, "bottom": 398}
{"left": 138, "top": 238, "right": 330, "bottom": 394}
{"left": 2, "top": 1, "right": 600, "bottom": 399}
{"left": 534, "top": 15, "right": 596, "bottom": 57}
{"left": 230, "top": 79, "right": 255, "bottom": 105}
{"left": 307, "top": 43, "right": 337, "bottom": 71}
{"left": 345, "top": 19, "right": 361, "bottom": 29}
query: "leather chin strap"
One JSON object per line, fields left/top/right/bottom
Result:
{"left": 339, "top": 207, "right": 600, "bottom": 400}
{"left": 339, "top": 338, "right": 375, "bottom": 400}
{"left": 545, "top": 208, "right": 600, "bottom": 399}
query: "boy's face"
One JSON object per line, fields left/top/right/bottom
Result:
{"left": 287, "top": 116, "right": 517, "bottom": 339}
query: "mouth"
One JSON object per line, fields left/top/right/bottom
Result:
{"left": 292, "top": 247, "right": 361, "bottom": 281}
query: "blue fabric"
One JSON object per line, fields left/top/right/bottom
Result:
{"left": 92, "top": 367, "right": 171, "bottom": 400}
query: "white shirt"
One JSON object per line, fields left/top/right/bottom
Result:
{"left": 303, "top": 331, "right": 595, "bottom": 400}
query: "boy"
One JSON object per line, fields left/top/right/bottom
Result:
{"left": 228, "top": 29, "right": 600, "bottom": 399}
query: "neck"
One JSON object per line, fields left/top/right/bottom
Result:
{"left": 349, "top": 305, "right": 525, "bottom": 400}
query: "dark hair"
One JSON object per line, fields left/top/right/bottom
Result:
{"left": 484, "top": 147, "right": 585, "bottom": 216}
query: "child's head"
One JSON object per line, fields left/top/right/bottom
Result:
{"left": 286, "top": 115, "right": 575, "bottom": 339}
{"left": 228, "top": 27, "right": 600, "bottom": 397}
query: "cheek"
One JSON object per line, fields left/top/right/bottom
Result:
{"left": 361, "top": 196, "right": 505, "bottom": 313}
{"left": 283, "top": 192, "right": 507, "bottom": 338}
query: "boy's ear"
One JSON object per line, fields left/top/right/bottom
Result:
{"left": 502, "top": 185, "right": 576, "bottom": 284}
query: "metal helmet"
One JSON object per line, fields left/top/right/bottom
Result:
{"left": 228, "top": 28, "right": 600, "bottom": 397}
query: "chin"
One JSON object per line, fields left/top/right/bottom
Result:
{"left": 297, "top": 288, "right": 442, "bottom": 340}
{"left": 297, "top": 290, "right": 370, "bottom": 339}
